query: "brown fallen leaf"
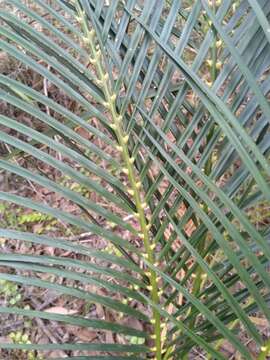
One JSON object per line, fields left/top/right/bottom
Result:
{"left": 48, "top": 350, "right": 68, "bottom": 358}
{"left": 105, "top": 331, "right": 114, "bottom": 344}
{"left": 68, "top": 326, "right": 97, "bottom": 342}
{"left": 249, "top": 316, "right": 269, "bottom": 327}
{"left": 122, "top": 318, "right": 143, "bottom": 332}
{"left": 44, "top": 306, "right": 77, "bottom": 315}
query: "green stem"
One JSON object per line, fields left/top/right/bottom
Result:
{"left": 74, "top": 3, "right": 161, "bottom": 358}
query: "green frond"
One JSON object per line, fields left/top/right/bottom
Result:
{"left": 0, "top": 0, "right": 269, "bottom": 359}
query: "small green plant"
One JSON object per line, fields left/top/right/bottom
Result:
{"left": 18, "top": 212, "right": 53, "bottom": 226}
{"left": 0, "top": 203, "right": 20, "bottom": 229}
{"left": 126, "top": 335, "right": 146, "bottom": 346}
{"left": 9, "top": 331, "right": 44, "bottom": 360}
{"left": 0, "top": 279, "right": 21, "bottom": 305}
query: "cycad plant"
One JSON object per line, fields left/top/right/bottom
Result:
{"left": 0, "top": 0, "right": 270, "bottom": 359}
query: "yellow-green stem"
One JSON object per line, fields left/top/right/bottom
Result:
{"left": 74, "top": 3, "right": 161, "bottom": 358}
